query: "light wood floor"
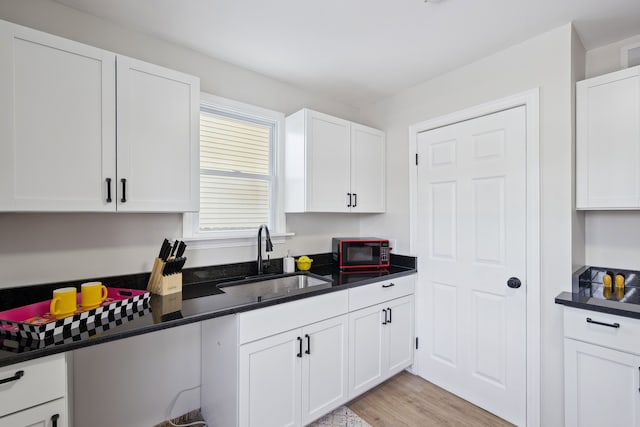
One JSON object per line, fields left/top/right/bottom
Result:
{"left": 347, "top": 371, "right": 515, "bottom": 427}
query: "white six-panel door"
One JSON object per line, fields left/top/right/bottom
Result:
{"left": 416, "top": 106, "right": 527, "bottom": 425}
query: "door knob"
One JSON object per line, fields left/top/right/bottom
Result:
{"left": 507, "top": 277, "right": 522, "bottom": 288}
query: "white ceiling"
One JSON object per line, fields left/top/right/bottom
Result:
{"left": 54, "top": 0, "right": 640, "bottom": 107}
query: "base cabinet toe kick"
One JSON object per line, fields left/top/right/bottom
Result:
{"left": 201, "top": 274, "right": 416, "bottom": 427}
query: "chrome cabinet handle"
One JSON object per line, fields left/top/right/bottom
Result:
{"left": 586, "top": 317, "right": 620, "bottom": 328}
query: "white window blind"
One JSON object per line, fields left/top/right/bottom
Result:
{"left": 199, "top": 109, "right": 274, "bottom": 231}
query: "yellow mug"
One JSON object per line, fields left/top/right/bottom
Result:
{"left": 81, "top": 282, "right": 108, "bottom": 310}
{"left": 50, "top": 287, "right": 77, "bottom": 319}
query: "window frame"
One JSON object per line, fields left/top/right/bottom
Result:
{"left": 183, "top": 93, "right": 291, "bottom": 248}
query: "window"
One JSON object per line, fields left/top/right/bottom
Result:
{"left": 183, "top": 94, "right": 287, "bottom": 244}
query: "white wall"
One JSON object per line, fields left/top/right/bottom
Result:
{"left": 583, "top": 34, "right": 640, "bottom": 270}
{"left": 571, "top": 28, "right": 586, "bottom": 272}
{"left": 360, "top": 24, "right": 577, "bottom": 427}
{"left": 0, "top": 0, "right": 363, "bottom": 289}
{"left": 586, "top": 34, "right": 640, "bottom": 78}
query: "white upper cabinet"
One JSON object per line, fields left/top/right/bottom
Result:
{"left": 285, "top": 109, "right": 385, "bottom": 213}
{"left": 116, "top": 56, "right": 199, "bottom": 212}
{"left": 0, "top": 20, "right": 200, "bottom": 212}
{"left": 350, "top": 123, "right": 385, "bottom": 213}
{"left": 576, "top": 65, "right": 640, "bottom": 209}
{"left": 0, "top": 20, "right": 116, "bottom": 211}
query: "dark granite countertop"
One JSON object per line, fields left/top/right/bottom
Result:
{"left": 555, "top": 291, "right": 640, "bottom": 319}
{"left": 555, "top": 265, "right": 640, "bottom": 319}
{"left": 0, "top": 253, "right": 416, "bottom": 367}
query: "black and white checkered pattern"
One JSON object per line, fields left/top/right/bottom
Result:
{"left": 0, "top": 292, "right": 150, "bottom": 345}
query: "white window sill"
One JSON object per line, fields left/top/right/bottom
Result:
{"left": 183, "top": 232, "right": 295, "bottom": 250}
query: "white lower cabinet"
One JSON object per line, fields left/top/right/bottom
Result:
{"left": 238, "top": 315, "right": 348, "bottom": 427}
{"left": 565, "top": 338, "right": 640, "bottom": 427}
{"left": 0, "top": 398, "right": 67, "bottom": 427}
{"left": 0, "top": 354, "right": 68, "bottom": 427}
{"left": 201, "top": 274, "right": 417, "bottom": 427}
{"left": 563, "top": 307, "right": 640, "bottom": 427}
{"left": 239, "top": 328, "right": 302, "bottom": 427}
{"left": 349, "top": 294, "right": 414, "bottom": 399}
{"left": 301, "top": 316, "right": 349, "bottom": 425}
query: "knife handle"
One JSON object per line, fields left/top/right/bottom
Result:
{"left": 176, "top": 241, "right": 186, "bottom": 258}
{"left": 159, "top": 238, "right": 169, "bottom": 258}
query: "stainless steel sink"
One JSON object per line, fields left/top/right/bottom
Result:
{"left": 218, "top": 272, "right": 332, "bottom": 301}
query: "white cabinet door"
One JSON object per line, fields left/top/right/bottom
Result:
{"left": 0, "top": 398, "right": 67, "bottom": 427}
{"left": 385, "top": 295, "right": 414, "bottom": 375}
{"left": 576, "top": 66, "right": 640, "bottom": 209}
{"left": 564, "top": 338, "right": 640, "bottom": 427}
{"left": 0, "top": 20, "right": 116, "bottom": 211}
{"left": 306, "top": 110, "right": 351, "bottom": 212}
{"left": 285, "top": 109, "right": 386, "bottom": 213}
{"left": 349, "top": 295, "right": 416, "bottom": 400}
{"left": 301, "top": 315, "right": 348, "bottom": 425}
{"left": 239, "top": 329, "right": 302, "bottom": 427}
{"left": 351, "top": 124, "right": 385, "bottom": 213}
{"left": 116, "top": 56, "right": 199, "bottom": 212}
{"left": 348, "top": 303, "right": 386, "bottom": 399}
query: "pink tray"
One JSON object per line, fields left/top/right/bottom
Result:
{"left": 0, "top": 287, "right": 150, "bottom": 343}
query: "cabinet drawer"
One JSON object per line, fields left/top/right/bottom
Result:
{"left": 0, "top": 354, "right": 66, "bottom": 417}
{"left": 239, "top": 290, "right": 348, "bottom": 344}
{"left": 0, "top": 397, "right": 67, "bottom": 427}
{"left": 563, "top": 307, "right": 640, "bottom": 355}
{"left": 349, "top": 275, "right": 415, "bottom": 311}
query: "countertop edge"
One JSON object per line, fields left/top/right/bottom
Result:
{"left": 555, "top": 291, "right": 640, "bottom": 320}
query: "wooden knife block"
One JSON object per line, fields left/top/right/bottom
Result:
{"left": 147, "top": 257, "right": 183, "bottom": 295}
{"left": 150, "top": 292, "right": 183, "bottom": 322}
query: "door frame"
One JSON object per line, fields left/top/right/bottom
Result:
{"left": 408, "top": 88, "right": 540, "bottom": 427}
